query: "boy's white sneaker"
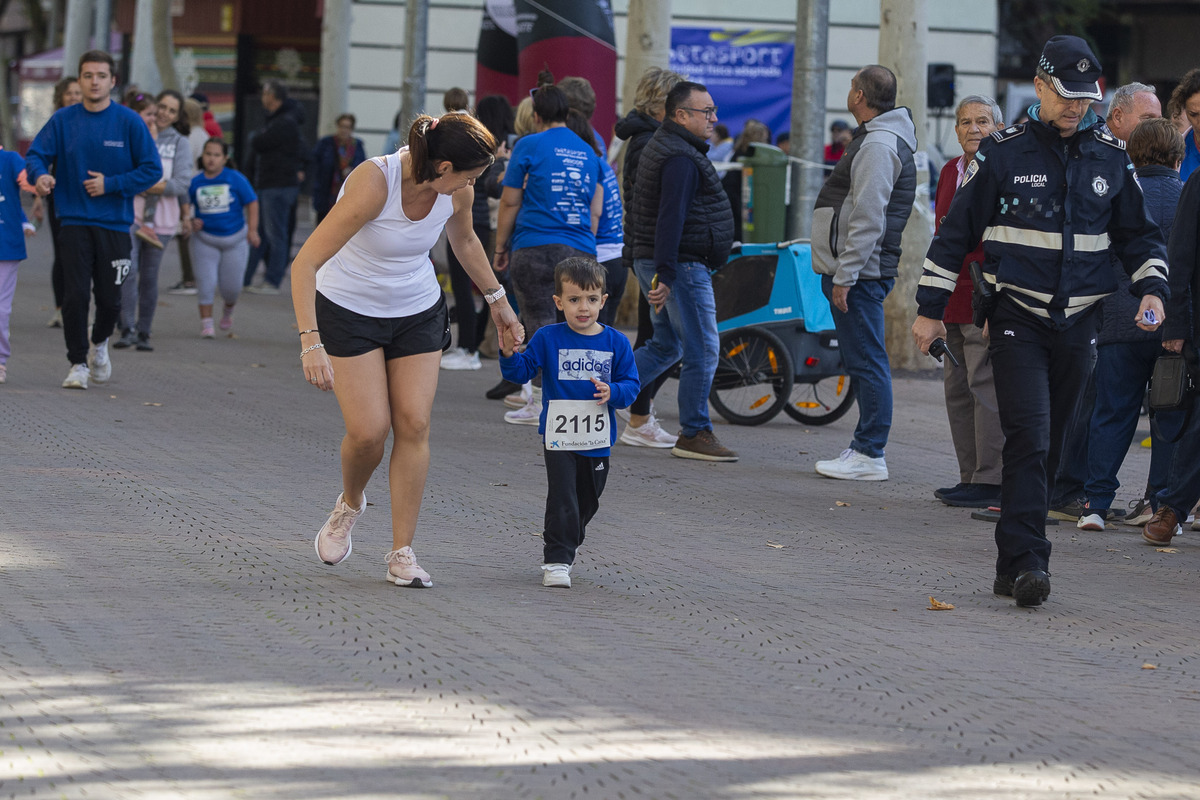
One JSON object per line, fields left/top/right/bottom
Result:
{"left": 542, "top": 563, "right": 571, "bottom": 588}
{"left": 1077, "top": 512, "right": 1106, "bottom": 532}
{"left": 87, "top": 339, "right": 111, "bottom": 383}
{"left": 62, "top": 363, "right": 89, "bottom": 389}
{"left": 815, "top": 448, "right": 888, "bottom": 481}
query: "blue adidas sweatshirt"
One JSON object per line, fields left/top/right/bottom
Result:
{"left": 24, "top": 102, "right": 162, "bottom": 232}
{"left": 500, "top": 323, "right": 640, "bottom": 457}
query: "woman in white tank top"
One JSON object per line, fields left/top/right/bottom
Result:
{"left": 291, "top": 113, "right": 524, "bottom": 588}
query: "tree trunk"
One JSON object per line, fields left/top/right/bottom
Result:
{"left": 878, "top": 0, "right": 933, "bottom": 373}
{"left": 620, "top": 0, "right": 671, "bottom": 113}
{"left": 319, "top": 0, "right": 352, "bottom": 138}
{"left": 62, "top": 0, "right": 95, "bottom": 78}
{"left": 152, "top": 0, "right": 178, "bottom": 91}
{"left": 787, "top": 0, "right": 829, "bottom": 241}
{"left": 400, "top": 0, "right": 429, "bottom": 130}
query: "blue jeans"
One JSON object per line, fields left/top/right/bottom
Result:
{"left": 632, "top": 258, "right": 718, "bottom": 438}
{"left": 1085, "top": 340, "right": 1177, "bottom": 510}
{"left": 244, "top": 186, "right": 298, "bottom": 288}
{"left": 821, "top": 275, "right": 894, "bottom": 458}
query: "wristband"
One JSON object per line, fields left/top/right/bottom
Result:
{"left": 483, "top": 286, "right": 507, "bottom": 305}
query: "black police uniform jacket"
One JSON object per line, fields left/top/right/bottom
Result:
{"left": 917, "top": 109, "right": 1169, "bottom": 329}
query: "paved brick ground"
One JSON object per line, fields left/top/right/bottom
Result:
{"left": 3, "top": 229, "right": 1200, "bottom": 799}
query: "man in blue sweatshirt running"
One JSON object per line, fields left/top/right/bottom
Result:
{"left": 25, "top": 50, "right": 162, "bottom": 389}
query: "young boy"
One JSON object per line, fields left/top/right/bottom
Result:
{"left": 500, "top": 257, "right": 640, "bottom": 588}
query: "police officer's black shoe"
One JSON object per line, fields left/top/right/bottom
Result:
{"left": 1012, "top": 569, "right": 1051, "bottom": 607}
{"left": 993, "top": 574, "right": 1014, "bottom": 597}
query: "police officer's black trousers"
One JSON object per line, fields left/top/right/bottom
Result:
{"left": 989, "top": 300, "right": 1098, "bottom": 579}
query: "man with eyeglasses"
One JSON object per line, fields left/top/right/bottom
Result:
{"left": 912, "top": 36, "right": 1169, "bottom": 607}
{"left": 629, "top": 80, "right": 737, "bottom": 462}
{"left": 810, "top": 64, "right": 918, "bottom": 482}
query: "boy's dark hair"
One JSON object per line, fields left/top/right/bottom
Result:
{"left": 78, "top": 50, "right": 115, "bottom": 75}
{"left": 555, "top": 257, "right": 606, "bottom": 295}
{"left": 443, "top": 87, "right": 470, "bottom": 112}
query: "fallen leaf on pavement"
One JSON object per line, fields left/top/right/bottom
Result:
{"left": 928, "top": 596, "right": 954, "bottom": 611}
{"left": 766, "top": 541, "right": 785, "bottom": 549}
{"left": 1142, "top": 663, "right": 1157, "bottom": 670}
{"left": 142, "top": 402, "right": 162, "bottom": 407}
{"left": 836, "top": 501, "right": 850, "bottom": 507}
{"left": 1156, "top": 548, "right": 1180, "bottom": 553}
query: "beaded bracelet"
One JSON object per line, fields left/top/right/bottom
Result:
{"left": 300, "top": 342, "right": 325, "bottom": 359}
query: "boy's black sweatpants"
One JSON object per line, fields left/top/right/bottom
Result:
{"left": 543, "top": 449, "right": 609, "bottom": 565}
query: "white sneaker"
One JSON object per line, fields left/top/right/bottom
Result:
{"left": 619, "top": 415, "right": 678, "bottom": 448}
{"left": 87, "top": 339, "right": 111, "bottom": 383}
{"left": 47, "top": 308, "right": 62, "bottom": 328}
{"left": 504, "top": 381, "right": 533, "bottom": 409}
{"left": 1077, "top": 513, "right": 1106, "bottom": 531}
{"left": 815, "top": 448, "right": 888, "bottom": 481}
{"left": 542, "top": 563, "right": 572, "bottom": 588}
{"left": 62, "top": 363, "right": 89, "bottom": 389}
{"left": 504, "top": 387, "right": 541, "bottom": 425}
{"left": 440, "top": 347, "right": 482, "bottom": 371}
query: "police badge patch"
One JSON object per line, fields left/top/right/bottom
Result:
{"left": 1092, "top": 175, "right": 1109, "bottom": 196}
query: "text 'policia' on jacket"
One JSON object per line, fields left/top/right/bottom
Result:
{"left": 810, "top": 106, "right": 918, "bottom": 285}
{"left": 917, "top": 108, "right": 1169, "bottom": 329}
{"left": 630, "top": 119, "right": 733, "bottom": 270}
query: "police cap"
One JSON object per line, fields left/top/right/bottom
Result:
{"left": 1037, "top": 35, "right": 1103, "bottom": 101}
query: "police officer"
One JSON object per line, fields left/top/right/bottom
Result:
{"left": 911, "top": 35, "right": 1169, "bottom": 608}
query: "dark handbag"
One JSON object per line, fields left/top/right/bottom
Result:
{"left": 1149, "top": 349, "right": 1197, "bottom": 443}
{"left": 1149, "top": 352, "right": 1195, "bottom": 411}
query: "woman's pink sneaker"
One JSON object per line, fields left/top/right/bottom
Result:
{"left": 315, "top": 492, "right": 365, "bottom": 565}
{"left": 385, "top": 546, "right": 432, "bottom": 587}
{"left": 219, "top": 307, "right": 234, "bottom": 331}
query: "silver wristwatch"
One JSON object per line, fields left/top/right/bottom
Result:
{"left": 483, "top": 286, "right": 507, "bottom": 305}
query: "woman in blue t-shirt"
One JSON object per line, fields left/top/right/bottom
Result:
{"left": 564, "top": 111, "right": 624, "bottom": 325}
{"left": 492, "top": 71, "right": 603, "bottom": 424}
{"left": 187, "top": 138, "right": 259, "bottom": 338}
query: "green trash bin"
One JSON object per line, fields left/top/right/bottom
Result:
{"left": 740, "top": 143, "right": 789, "bottom": 243}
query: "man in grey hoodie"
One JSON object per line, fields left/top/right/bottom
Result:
{"left": 810, "top": 65, "right": 917, "bottom": 481}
